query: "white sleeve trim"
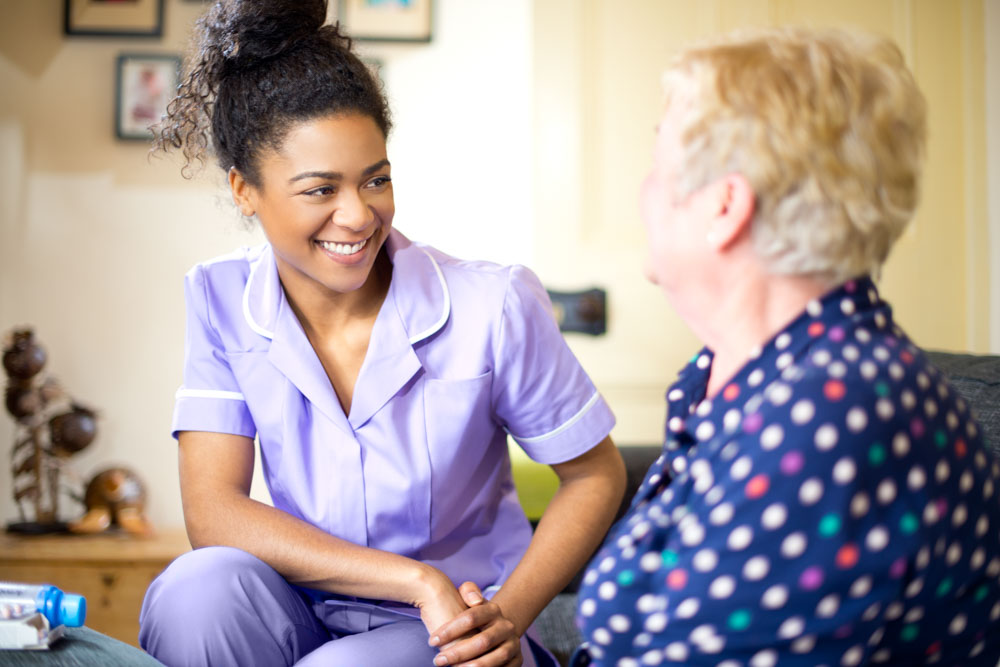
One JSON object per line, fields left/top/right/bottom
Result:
{"left": 507, "top": 391, "right": 601, "bottom": 444}
{"left": 175, "top": 388, "right": 246, "bottom": 401}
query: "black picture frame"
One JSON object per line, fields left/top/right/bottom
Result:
{"left": 64, "top": 0, "right": 165, "bottom": 38}
{"left": 115, "top": 53, "right": 181, "bottom": 141}
{"left": 334, "top": 0, "right": 433, "bottom": 43}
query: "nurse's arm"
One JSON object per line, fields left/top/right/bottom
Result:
{"left": 429, "top": 435, "right": 626, "bottom": 665}
{"left": 177, "top": 430, "right": 468, "bottom": 630}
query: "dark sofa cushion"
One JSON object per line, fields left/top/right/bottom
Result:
{"left": 926, "top": 350, "right": 1000, "bottom": 457}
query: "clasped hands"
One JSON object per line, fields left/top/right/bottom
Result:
{"left": 419, "top": 580, "right": 523, "bottom": 667}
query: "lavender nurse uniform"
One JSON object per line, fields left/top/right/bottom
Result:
{"left": 139, "top": 229, "right": 615, "bottom": 666}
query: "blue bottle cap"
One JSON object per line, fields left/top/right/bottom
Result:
{"left": 59, "top": 593, "right": 86, "bottom": 627}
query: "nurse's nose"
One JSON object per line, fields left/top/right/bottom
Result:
{"left": 333, "top": 188, "right": 375, "bottom": 231}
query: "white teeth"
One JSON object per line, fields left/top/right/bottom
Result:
{"left": 319, "top": 238, "right": 368, "bottom": 256}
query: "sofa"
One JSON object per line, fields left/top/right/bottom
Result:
{"left": 532, "top": 349, "right": 1000, "bottom": 666}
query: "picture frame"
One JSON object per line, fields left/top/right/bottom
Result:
{"left": 115, "top": 53, "right": 181, "bottom": 141}
{"left": 334, "top": 0, "right": 433, "bottom": 43}
{"left": 64, "top": 0, "right": 164, "bottom": 38}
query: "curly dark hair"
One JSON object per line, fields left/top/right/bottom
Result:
{"left": 155, "top": 0, "right": 391, "bottom": 185}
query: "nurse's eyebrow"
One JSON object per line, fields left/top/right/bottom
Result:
{"left": 288, "top": 159, "right": 391, "bottom": 184}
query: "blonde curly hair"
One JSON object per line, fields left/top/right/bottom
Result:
{"left": 662, "top": 27, "right": 927, "bottom": 284}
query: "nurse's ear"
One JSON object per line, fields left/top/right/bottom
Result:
{"left": 228, "top": 167, "right": 257, "bottom": 219}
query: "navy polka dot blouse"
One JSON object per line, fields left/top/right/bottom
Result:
{"left": 574, "top": 277, "right": 1000, "bottom": 666}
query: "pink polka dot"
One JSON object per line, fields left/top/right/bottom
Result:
{"left": 723, "top": 384, "right": 740, "bottom": 401}
{"left": 742, "top": 413, "right": 764, "bottom": 434}
{"left": 900, "top": 350, "right": 914, "bottom": 364}
{"left": 829, "top": 326, "right": 846, "bottom": 342}
{"left": 808, "top": 322, "right": 825, "bottom": 337}
{"left": 667, "top": 569, "right": 688, "bottom": 590}
{"left": 834, "top": 624, "right": 853, "bottom": 639}
{"left": 910, "top": 418, "right": 925, "bottom": 439}
{"left": 935, "top": 498, "right": 948, "bottom": 516}
{"left": 746, "top": 475, "right": 770, "bottom": 499}
{"left": 799, "top": 566, "right": 824, "bottom": 590}
{"left": 823, "top": 380, "right": 846, "bottom": 401}
{"left": 780, "top": 451, "right": 805, "bottom": 475}
{"left": 889, "top": 557, "right": 907, "bottom": 578}
{"left": 845, "top": 281, "right": 857, "bottom": 293}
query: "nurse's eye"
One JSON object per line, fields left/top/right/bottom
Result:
{"left": 365, "top": 176, "right": 391, "bottom": 190}
{"left": 304, "top": 185, "right": 336, "bottom": 197}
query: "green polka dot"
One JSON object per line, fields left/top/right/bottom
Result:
{"left": 868, "top": 443, "right": 887, "bottom": 466}
{"left": 899, "top": 512, "right": 919, "bottom": 534}
{"left": 874, "top": 382, "right": 890, "bottom": 397}
{"left": 727, "top": 609, "right": 752, "bottom": 631}
{"left": 689, "top": 352, "right": 700, "bottom": 363}
{"left": 936, "top": 578, "right": 953, "bottom": 597}
{"left": 975, "top": 585, "right": 989, "bottom": 603}
{"left": 662, "top": 549, "right": 680, "bottom": 567}
{"left": 617, "top": 570, "right": 635, "bottom": 587}
{"left": 901, "top": 624, "right": 919, "bottom": 642}
{"left": 934, "top": 430, "right": 947, "bottom": 448}
{"left": 818, "top": 513, "right": 841, "bottom": 537}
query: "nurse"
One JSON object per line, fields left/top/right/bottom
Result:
{"left": 138, "top": 1, "right": 626, "bottom": 666}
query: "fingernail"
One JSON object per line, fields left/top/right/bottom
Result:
{"left": 428, "top": 635, "right": 440, "bottom": 647}
{"left": 434, "top": 655, "right": 448, "bottom": 666}
{"left": 469, "top": 593, "right": 484, "bottom": 605}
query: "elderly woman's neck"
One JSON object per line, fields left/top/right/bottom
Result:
{"left": 702, "top": 272, "right": 832, "bottom": 399}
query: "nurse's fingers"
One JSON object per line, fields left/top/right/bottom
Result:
{"left": 459, "top": 581, "right": 486, "bottom": 607}
{"left": 431, "top": 605, "right": 519, "bottom": 666}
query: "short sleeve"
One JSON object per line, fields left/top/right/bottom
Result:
{"left": 492, "top": 265, "right": 615, "bottom": 464}
{"left": 171, "top": 266, "right": 256, "bottom": 440}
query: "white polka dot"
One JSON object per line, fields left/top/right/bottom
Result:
{"left": 917, "top": 372, "right": 930, "bottom": 389}
{"left": 588, "top": 646, "right": 605, "bottom": 660}
{"left": 799, "top": 478, "right": 824, "bottom": 505}
{"left": 639, "top": 552, "right": 662, "bottom": 573}
{"left": 592, "top": 628, "right": 612, "bottom": 645}
{"left": 840, "top": 298, "right": 856, "bottom": 315}
{"left": 704, "top": 486, "right": 724, "bottom": 506}
{"left": 609, "top": 614, "right": 631, "bottom": 632}
{"left": 636, "top": 594, "right": 666, "bottom": 614}
{"left": 742, "top": 555, "right": 770, "bottom": 581}
{"left": 841, "top": 645, "right": 865, "bottom": 667}
{"left": 986, "top": 478, "right": 995, "bottom": 500}
{"left": 680, "top": 521, "right": 705, "bottom": 547}
{"left": 598, "top": 582, "right": 618, "bottom": 600}
{"left": 971, "top": 547, "right": 986, "bottom": 570}
{"left": 900, "top": 389, "right": 917, "bottom": 410}
{"left": 889, "top": 362, "right": 904, "bottom": 380}
{"left": 875, "top": 311, "right": 887, "bottom": 328}
{"left": 693, "top": 548, "right": 718, "bottom": 572}
{"left": 720, "top": 442, "right": 740, "bottom": 460}
{"left": 842, "top": 344, "right": 860, "bottom": 362}
{"left": 866, "top": 525, "right": 889, "bottom": 552}
{"left": 876, "top": 479, "right": 897, "bottom": 504}
{"left": 862, "top": 602, "right": 882, "bottom": 621}
{"left": 873, "top": 346, "right": 890, "bottom": 362}
{"left": 904, "top": 607, "right": 924, "bottom": 623}
{"left": 968, "top": 421, "right": 979, "bottom": 439}
{"left": 727, "top": 525, "right": 753, "bottom": 551}
{"left": 768, "top": 383, "right": 792, "bottom": 406}
{"left": 960, "top": 471, "right": 974, "bottom": 494}
{"left": 688, "top": 624, "right": 716, "bottom": 645}
{"left": 884, "top": 602, "right": 904, "bottom": 620}
{"left": 791, "top": 635, "right": 816, "bottom": 654}
{"left": 668, "top": 388, "right": 684, "bottom": 401}
{"left": 709, "top": 575, "right": 736, "bottom": 599}
{"left": 583, "top": 569, "right": 599, "bottom": 585}
{"left": 970, "top": 641, "right": 986, "bottom": 658}
{"left": 580, "top": 598, "right": 597, "bottom": 616}
{"left": 761, "top": 503, "right": 788, "bottom": 530}
{"left": 695, "top": 399, "right": 713, "bottom": 417}
{"left": 762, "top": 584, "right": 789, "bottom": 609}
{"left": 777, "top": 616, "right": 805, "bottom": 639}
{"left": 828, "top": 361, "right": 847, "bottom": 378}
{"left": 846, "top": 407, "right": 868, "bottom": 433}
{"left": 976, "top": 516, "right": 989, "bottom": 537}
{"left": 748, "top": 368, "right": 765, "bottom": 386}
{"left": 949, "top": 613, "right": 967, "bottom": 635}
{"left": 730, "top": 456, "right": 753, "bottom": 481}
{"left": 868, "top": 627, "right": 885, "bottom": 646}
{"left": 675, "top": 597, "right": 700, "bottom": 619}
{"left": 935, "top": 460, "right": 951, "bottom": 484}
{"left": 849, "top": 575, "right": 873, "bottom": 598}
{"left": 876, "top": 398, "right": 894, "bottom": 421}
{"left": 791, "top": 399, "right": 815, "bottom": 425}
{"left": 860, "top": 361, "right": 878, "bottom": 380}
{"left": 781, "top": 532, "right": 808, "bottom": 558}
{"left": 812, "top": 349, "right": 832, "bottom": 366}
{"left": 849, "top": 491, "right": 871, "bottom": 518}
{"left": 992, "top": 601, "right": 1000, "bottom": 621}
{"left": 916, "top": 546, "right": 931, "bottom": 570}
{"left": 695, "top": 421, "right": 715, "bottom": 441}
{"left": 775, "top": 352, "right": 793, "bottom": 370}
{"left": 668, "top": 416, "right": 685, "bottom": 433}
{"left": 924, "top": 398, "right": 938, "bottom": 419}
{"left": 871, "top": 649, "right": 890, "bottom": 663}
{"left": 599, "top": 556, "right": 617, "bottom": 572}
{"left": 664, "top": 643, "right": 688, "bottom": 662}
{"left": 807, "top": 300, "right": 823, "bottom": 316}
{"left": 893, "top": 432, "right": 911, "bottom": 457}
{"left": 750, "top": 648, "right": 778, "bottom": 667}
{"left": 723, "top": 409, "right": 741, "bottom": 432}
{"left": 904, "top": 578, "right": 924, "bottom": 598}
{"left": 947, "top": 543, "right": 962, "bottom": 566}
{"left": 816, "top": 593, "right": 841, "bottom": 618}
{"left": 697, "top": 635, "right": 725, "bottom": 654}
{"left": 631, "top": 521, "right": 652, "bottom": 540}
{"left": 760, "top": 424, "right": 784, "bottom": 450}
{"left": 815, "top": 423, "right": 839, "bottom": 450}
{"left": 696, "top": 354, "right": 711, "bottom": 369}
{"left": 833, "top": 458, "right": 858, "bottom": 484}
{"left": 672, "top": 457, "right": 687, "bottom": 474}
{"left": 643, "top": 612, "right": 667, "bottom": 633}
{"left": 908, "top": 466, "right": 926, "bottom": 491}
{"left": 709, "top": 503, "right": 734, "bottom": 526}
{"left": 855, "top": 328, "right": 871, "bottom": 343}
{"left": 640, "top": 649, "right": 663, "bottom": 666}
{"left": 616, "top": 659, "right": 639, "bottom": 667}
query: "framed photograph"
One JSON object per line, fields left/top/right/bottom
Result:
{"left": 334, "top": 0, "right": 432, "bottom": 43}
{"left": 64, "top": 0, "right": 164, "bottom": 38}
{"left": 115, "top": 53, "right": 180, "bottom": 141}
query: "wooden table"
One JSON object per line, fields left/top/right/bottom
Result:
{"left": 0, "top": 528, "right": 190, "bottom": 647}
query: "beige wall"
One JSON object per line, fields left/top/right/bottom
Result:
{"left": 0, "top": 0, "right": 534, "bottom": 530}
{"left": 532, "top": 0, "right": 993, "bottom": 445}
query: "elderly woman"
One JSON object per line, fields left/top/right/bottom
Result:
{"left": 574, "top": 27, "right": 1000, "bottom": 666}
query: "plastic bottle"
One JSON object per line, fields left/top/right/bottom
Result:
{"left": 0, "top": 581, "right": 86, "bottom": 628}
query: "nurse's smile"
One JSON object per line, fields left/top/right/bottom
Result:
{"left": 315, "top": 231, "right": 376, "bottom": 265}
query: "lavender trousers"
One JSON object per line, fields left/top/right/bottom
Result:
{"left": 139, "top": 547, "right": 553, "bottom": 667}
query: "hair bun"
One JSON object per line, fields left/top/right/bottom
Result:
{"left": 209, "top": 0, "right": 329, "bottom": 67}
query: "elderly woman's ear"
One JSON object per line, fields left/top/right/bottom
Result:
{"left": 703, "top": 172, "right": 755, "bottom": 251}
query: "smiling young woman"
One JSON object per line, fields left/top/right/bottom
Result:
{"left": 138, "top": 2, "right": 626, "bottom": 666}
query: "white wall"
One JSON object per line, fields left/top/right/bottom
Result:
{"left": 0, "top": 0, "right": 533, "bottom": 530}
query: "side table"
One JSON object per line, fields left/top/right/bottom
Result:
{"left": 0, "top": 528, "right": 190, "bottom": 648}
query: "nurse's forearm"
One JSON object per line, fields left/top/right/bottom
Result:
{"left": 491, "top": 436, "right": 626, "bottom": 635}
